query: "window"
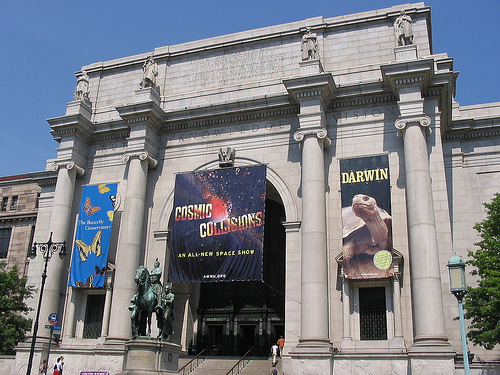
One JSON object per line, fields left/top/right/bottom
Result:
{"left": 10, "top": 196, "right": 18, "bottom": 210}
{"left": 0, "top": 228, "right": 12, "bottom": 259}
{"left": 359, "top": 287, "right": 387, "bottom": 340}
{"left": 82, "top": 294, "right": 105, "bottom": 339}
{"left": 1, "top": 197, "right": 7, "bottom": 211}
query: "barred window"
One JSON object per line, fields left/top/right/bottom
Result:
{"left": 0, "top": 228, "right": 12, "bottom": 259}
{"left": 359, "top": 287, "right": 387, "bottom": 340}
{"left": 1, "top": 197, "right": 8, "bottom": 211}
{"left": 82, "top": 294, "right": 105, "bottom": 339}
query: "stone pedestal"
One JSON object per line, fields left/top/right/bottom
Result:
{"left": 119, "top": 338, "right": 181, "bottom": 375}
{"left": 299, "top": 59, "right": 324, "bottom": 76}
{"left": 394, "top": 44, "right": 418, "bottom": 61}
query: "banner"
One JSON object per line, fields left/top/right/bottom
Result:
{"left": 168, "top": 165, "right": 266, "bottom": 283}
{"left": 340, "top": 155, "right": 393, "bottom": 279}
{"left": 69, "top": 183, "right": 117, "bottom": 287}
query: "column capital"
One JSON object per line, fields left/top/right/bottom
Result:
{"left": 122, "top": 150, "right": 158, "bottom": 169}
{"left": 395, "top": 115, "right": 431, "bottom": 136}
{"left": 50, "top": 160, "right": 86, "bottom": 176}
{"left": 294, "top": 127, "right": 331, "bottom": 147}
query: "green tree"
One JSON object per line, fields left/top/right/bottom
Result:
{"left": 0, "top": 262, "right": 34, "bottom": 354}
{"left": 463, "top": 193, "right": 500, "bottom": 350}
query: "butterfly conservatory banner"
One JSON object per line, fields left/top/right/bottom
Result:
{"left": 168, "top": 165, "right": 266, "bottom": 283}
{"left": 69, "top": 183, "right": 117, "bottom": 288}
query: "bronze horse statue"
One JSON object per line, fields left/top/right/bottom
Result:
{"left": 130, "top": 266, "right": 157, "bottom": 338}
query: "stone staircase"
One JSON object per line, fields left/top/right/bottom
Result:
{"left": 179, "top": 356, "right": 282, "bottom": 375}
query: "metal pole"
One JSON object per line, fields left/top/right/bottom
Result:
{"left": 26, "top": 255, "right": 49, "bottom": 375}
{"left": 458, "top": 297, "right": 470, "bottom": 375}
{"left": 46, "top": 325, "right": 54, "bottom": 370}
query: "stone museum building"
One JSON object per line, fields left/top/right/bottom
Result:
{"left": 11, "top": 2, "right": 500, "bottom": 374}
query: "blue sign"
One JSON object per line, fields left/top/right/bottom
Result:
{"left": 45, "top": 324, "right": 61, "bottom": 330}
{"left": 48, "top": 313, "right": 58, "bottom": 325}
{"left": 69, "top": 183, "right": 118, "bottom": 288}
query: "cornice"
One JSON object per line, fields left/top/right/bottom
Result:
{"left": 48, "top": 113, "right": 94, "bottom": 143}
{"left": 162, "top": 96, "right": 298, "bottom": 132}
{"left": 0, "top": 212, "right": 38, "bottom": 224}
{"left": 283, "top": 73, "right": 337, "bottom": 105}
{"left": 443, "top": 124, "right": 500, "bottom": 141}
{"left": 116, "top": 100, "right": 165, "bottom": 134}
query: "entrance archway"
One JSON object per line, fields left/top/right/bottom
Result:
{"left": 196, "top": 195, "right": 286, "bottom": 356}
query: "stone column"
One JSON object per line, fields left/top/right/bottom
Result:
{"left": 63, "top": 288, "right": 77, "bottom": 339}
{"left": 395, "top": 113, "right": 449, "bottom": 347}
{"left": 293, "top": 127, "right": 330, "bottom": 345}
{"left": 341, "top": 277, "right": 351, "bottom": 342}
{"left": 107, "top": 151, "right": 157, "bottom": 341}
{"left": 38, "top": 160, "right": 84, "bottom": 336}
{"left": 101, "top": 282, "right": 113, "bottom": 338}
{"left": 284, "top": 74, "right": 335, "bottom": 375}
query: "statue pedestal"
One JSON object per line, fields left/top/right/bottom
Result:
{"left": 394, "top": 44, "right": 418, "bottom": 61}
{"left": 118, "top": 338, "right": 181, "bottom": 374}
{"left": 300, "top": 59, "right": 324, "bottom": 76}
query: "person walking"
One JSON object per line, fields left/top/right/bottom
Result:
{"left": 277, "top": 335, "right": 285, "bottom": 357}
{"left": 53, "top": 356, "right": 64, "bottom": 375}
{"left": 270, "top": 343, "right": 279, "bottom": 365}
{"left": 270, "top": 363, "right": 279, "bottom": 375}
{"left": 39, "top": 359, "right": 47, "bottom": 375}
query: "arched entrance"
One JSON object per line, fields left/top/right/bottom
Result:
{"left": 196, "top": 194, "right": 286, "bottom": 356}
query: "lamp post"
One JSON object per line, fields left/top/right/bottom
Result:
{"left": 447, "top": 255, "right": 470, "bottom": 375}
{"left": 26, "top": 232, "right": 66, "bottom": 375}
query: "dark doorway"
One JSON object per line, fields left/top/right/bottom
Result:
{"left": 197, "top": 196, "right": 286, "bottom": 356}
{"left": 208, "top": 325, "right": 224, "bottom": 355}
{"left": 239, "top": 324, "right": 256, "bottom": 355}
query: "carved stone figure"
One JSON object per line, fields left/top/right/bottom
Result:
{"left": 140, "top": 55, "right": 158, "bottom": 89}
{"left": 301, "top": 27, "right": 318, "bottom": 61}
{"left": 73, "top": 70, "right": 90, "bottom": 101}
{"left": 394, "top": 10, "right": 414, "bottom": 46}
{"left": 218, "top": 147, "right": 235, "bottom": 168}
{"left": 156, "top": 284, "right": 175, "bottom": 340}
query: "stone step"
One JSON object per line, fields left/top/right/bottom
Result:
{"left": 178, "top": 357, "right": 282, "bottom": 375}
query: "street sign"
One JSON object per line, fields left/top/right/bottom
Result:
{"left": 45, "top": 324, "right": 61, "bottom": 330}
{"left": 48, "top": 313, "right": 59, "bottom": 326}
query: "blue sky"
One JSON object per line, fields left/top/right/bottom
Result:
{"left": 1, "top": 1, "right": 498, "bottom": 177}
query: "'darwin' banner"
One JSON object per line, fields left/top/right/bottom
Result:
{"left": 69, "top": 183, "right": 117, "bottom": 288}
{"left": 168, "top": 165, "right": 267, "bottom": 283}
{"left": 340, "top": 155, "right": 393, "bottom": 279}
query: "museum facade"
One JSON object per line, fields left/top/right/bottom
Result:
{"left": 12, "top": 2, "right": 500, "bottom": 374}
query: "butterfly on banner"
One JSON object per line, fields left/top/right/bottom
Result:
{"left": 94, "top": 265, "right": 106, "bottom": 276}
{"left": 83, "top": 197, "right": 101, "bottom": 216}
{"left": 75, "top": 273, "right": 94, "bottom": 288}
{"left": 75, "top": 230, "right": 103, "bottom": 262}
{"left": 98, "top": 184, "right": 110, "bottom": 194}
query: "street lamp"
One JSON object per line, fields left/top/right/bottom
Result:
{"left": 26, "top": 232, "right": 66, "bottom": 375}
{"left": 447, "top": 254, "right": 470, "bottom": 375}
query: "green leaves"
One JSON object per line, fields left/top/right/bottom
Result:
{"left": 463, "top": 193, "right": 500, "bottom": 350}
{"left": 0, "top": 263, "right": 34, "bottom": 354}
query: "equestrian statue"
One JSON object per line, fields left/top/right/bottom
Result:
{"left": 129, "top": 259, "right": 175, "bottom": 340}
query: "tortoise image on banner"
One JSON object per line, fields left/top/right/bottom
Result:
{"left": 342, "top": 194, "right": 393, "bottom": 279}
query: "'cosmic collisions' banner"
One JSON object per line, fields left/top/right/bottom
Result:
{"left": 340, "top": 155, "right": 393, "bottom": 279}
{"left": 168, "top": 165, "right": 267, "bottom": 283}
{"left": 69, "top": 183, "right": 117, "bottom": 288}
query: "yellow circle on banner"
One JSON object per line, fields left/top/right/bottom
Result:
{"left": 373, "top": 250, "right": 392, "bottom": 270}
